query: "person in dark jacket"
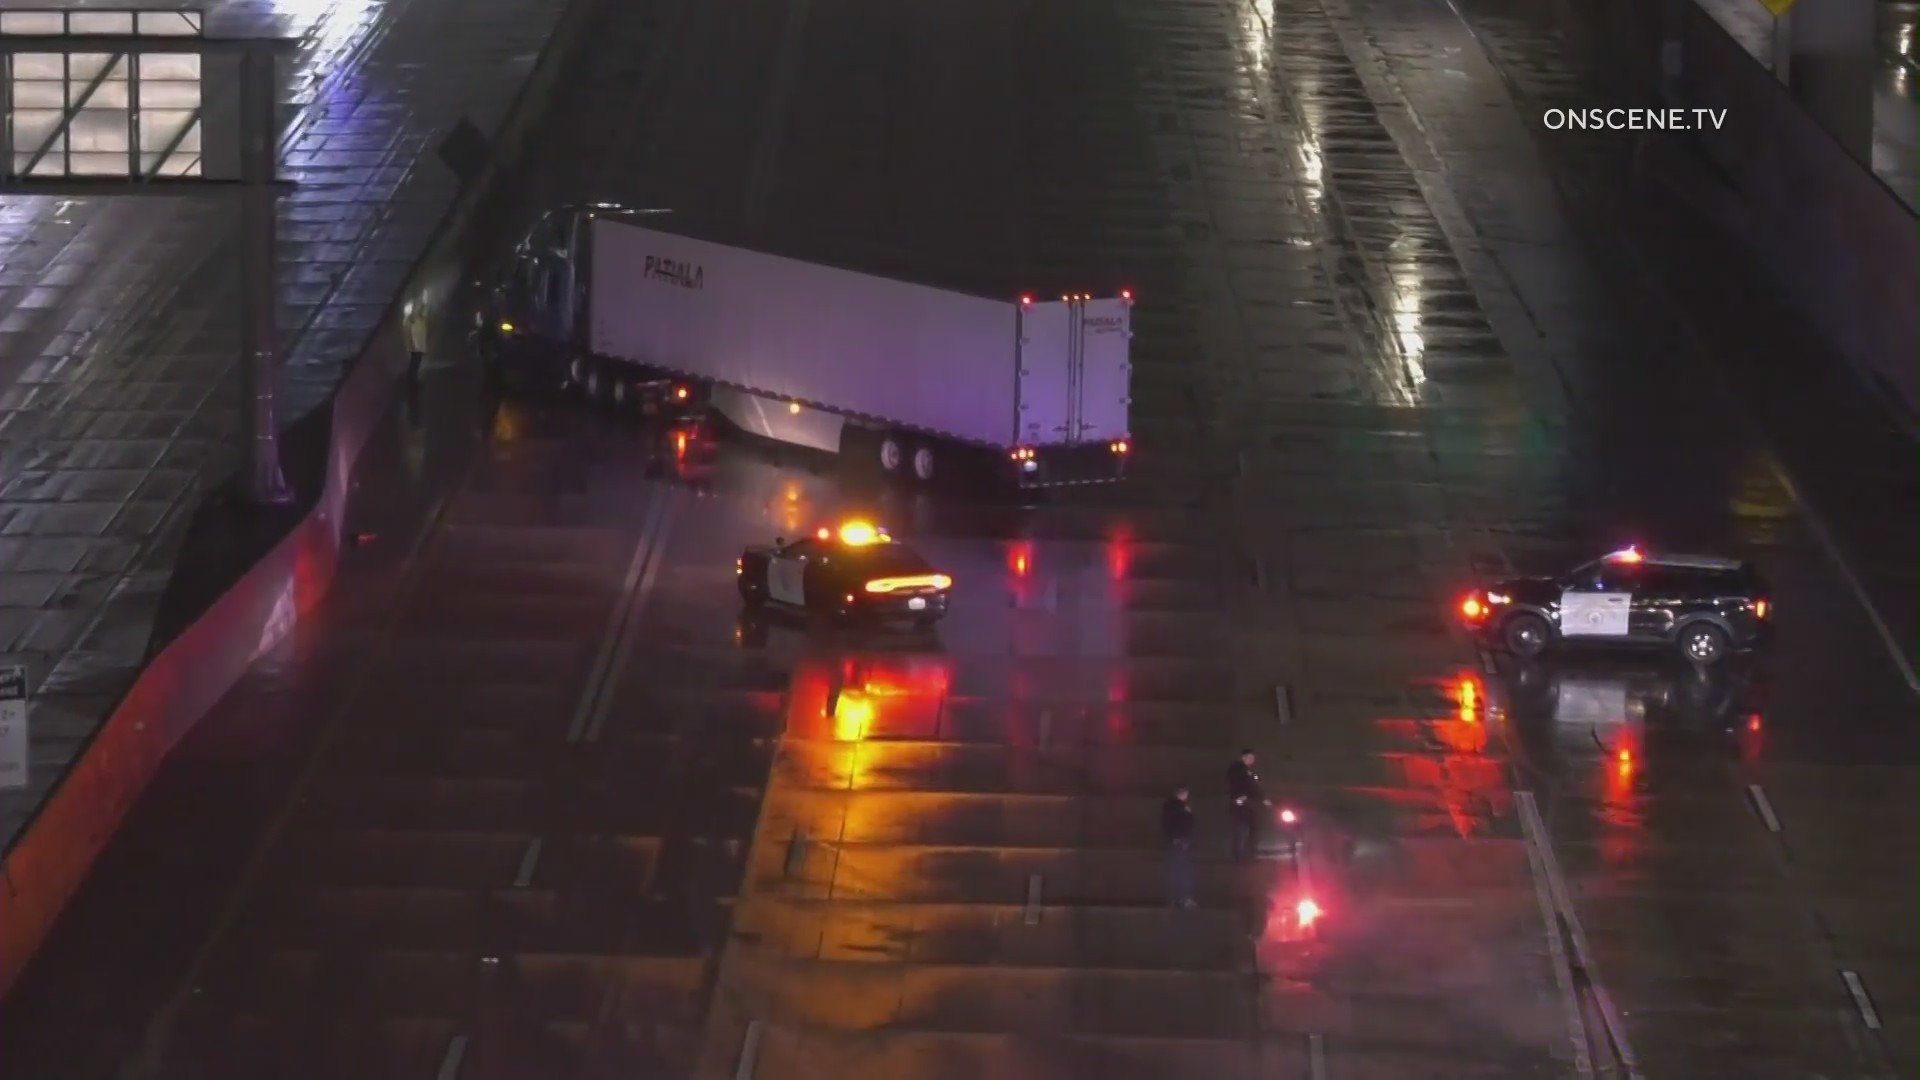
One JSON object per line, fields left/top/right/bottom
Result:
{"left": 1162, "top": 785, "right": 1197, "bottom": 907}
{"left": 1227, "top": 748, "right": 1270, "bottom": 861}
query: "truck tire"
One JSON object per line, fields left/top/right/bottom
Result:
{"left": 584, "top": 364, "right": 611, "bottom": 407}
{"left": 610, "top": 377, "right": 631, "bottom": 411}
{"left": 911, "top": 445, "right": 935, "bottom": 483}
{"left": 568, "top": 355, "right": 590, "bottom": 394}
{"left": 878, "top": 435, "right": 904, "bottom": 473}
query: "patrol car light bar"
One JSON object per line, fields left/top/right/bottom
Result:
{"left": 1607, "top": 547, "right": 1644, "bottom": 563}
{"left": 816, "top": 521, "right": 890, "bottom": 546}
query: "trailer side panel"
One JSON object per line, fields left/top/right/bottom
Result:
{"left": 589, "top": 218, "right": 1020, "bottom": 447}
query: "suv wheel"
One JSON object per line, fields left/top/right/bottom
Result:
{"left": 1678, "top": 623, "right": 1728, "bottom": 666}
{"left": 1502, "top": 613, "right": 1551, "bottom": 658}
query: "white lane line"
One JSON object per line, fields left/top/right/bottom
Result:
{"left": 435, "top": 1034, "right": 469, "bottom": 1080}
{"left": 1024, "top": 873, "right": 1043, "bottom": 926}
{"left": 565, "top": 489, "right": 665, "bottom": 743}
{"left": 1514, "top": 791, "right": 1597, "bottom": 1080}
{"left": 582, "top": 492, "right": 680, "bottom": 743}
{"left": 1746, "top": 784, "right": 1783, "bottom": 833}
{"left": 1307, "top": 1033, "right": 1327, "bottom": 1080}
{"left": 1840, "top": 970, "right": 1883, "bottom": 1031}
{"left": 1517, "top": 792, "right": 1642, "bottom": 1079}
{"left": 1479, "top": 649, "right": 1498, "bottom": 676}
{"left": 513, "top": 835, "right": 544, "bottom": 888}
{"left": 733, "top": 1018, "right": 765, "bottom": 1080}
{"left": 1774, "top": 480, "right": 1920, "bottom": 695}
{"left": 1273, "top": 684, "right": 1292, "bottom": 725}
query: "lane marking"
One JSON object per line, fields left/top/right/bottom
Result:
{"left": 1307, "top": 1032, "right": 1327, "bottom": 1080}
{"left": 1746, "top": 784, "right": 1783, "bottom": 833}
{"left": 1478, "top": 649, "right": 1498, "bottom": 676}
{"left": 1273, "top": 684, "right": 1292, "bottom": 725}
{"left": 1514, "top": 791, "right": 1597, "bottom": 1080}
{"left": 436, "top": 1034, "right": 469, "bottom": 1080}
{"left": 1517, "top": 792, "right": 1642, "bottom": 1078}
{"left": 1770, "top": 474, "right": 1919, "bottom": 694}
{"left": 582, "top": 491, "right": 680, "bottom": 743}
{"left": 1024, "top": 873, "right": 1043, "bottom": 926}
{"left": 734, "top": 1018, "right": 765, "bottom": 1080}
{"left": 513, "top": 835, "right": 545, "bottom": 888}
{"left": 1840, "top": 970, "right": 1883, "bottom": 1031}
{"left": 565, "top": 488, "right": 669, "bottom": 743}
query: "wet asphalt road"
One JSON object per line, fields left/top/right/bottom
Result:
{"left": 2, "top": 0, "right": 1915, "bottom": 1076}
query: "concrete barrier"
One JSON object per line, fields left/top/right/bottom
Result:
{"left": 0, "top": 0, "right": 609, "bottom": 1002}
{"left": 1674, "top": 4, "right": 1919, "bottom": 431}
{"left": 1552, "top": 0, "right": 1919, "bottom": 433}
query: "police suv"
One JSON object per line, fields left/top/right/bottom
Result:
{"left": 1460, "top": 547, "right": 1771, "bottom": 666}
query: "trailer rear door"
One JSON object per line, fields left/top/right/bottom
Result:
{"left": 1015, "top": 301, "right": 1074, "bottom": 447}
{"left": 1074, "top": 297, "right": 1131, "bottom": 444}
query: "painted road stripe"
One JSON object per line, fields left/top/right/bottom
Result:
{"left": 1841, "top": 970, "right": 1882, "bottom": 1031}
{"left": 566, "top": 490, "right": 666, "bottom": 743}
{"left": 1024, "top": 873, "right": 1043, "bottom": 925}
{"left": 1746, "top": 784, "right": 1783, "bottom": 833}
{"left": 582, "top": 491, "right": 679, "bottom": 743}
{"left": 1307, "top": 1033, "right": 1327, "bottom": 1080}
{"left": 1273, "top": 684, "right": 1293, "bottom": 725}
{"left": 1515, "top": 791, "right": 1597, "bottom": 1080}
{"left": 733, "top": 1019, "right": 764, "bottom": 1080}
{"left": 435, "top": 1034, "right": 468, "bottom": 1080}
{"left": 513, "top": 836, "right": 544, "bottom": 888}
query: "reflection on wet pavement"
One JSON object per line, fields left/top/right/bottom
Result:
{"left": 3, "top": 0, "right": 1915, "bottom": 1073}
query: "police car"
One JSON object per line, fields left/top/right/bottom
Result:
{"left": 737, "top": 520, "right": 952, "bottom": 627}
{"left": 1460, "top": 547, "right": 1771, "bottom": 666}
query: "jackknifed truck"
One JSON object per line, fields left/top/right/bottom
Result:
{"left": 480, "top": 204, "right": 1134, "bottom": 487}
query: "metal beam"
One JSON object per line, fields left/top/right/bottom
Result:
{"left": 142, "top": 104, "right": 202, "bottom": 178}
{"left": 0, "top": 177, "right": 292, "bottom": 196}
{"left": 0, "top": 36, "right": 296, "bottom": 55}
{"left": 17, "top": 51, "right": 123, "bottom": 178}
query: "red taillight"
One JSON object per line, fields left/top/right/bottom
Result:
{"left": 1278, "top": 808, "right": 1297, "bottom": 825}
{"left": 735, "top": 558, "right": 743, "bottom": 574}
{"left": 1019, "top": 294, "right": 1034, "bottom": 306}
{"left": 1120, "top": 288, "right": 1134, "bottom": 303}
{"left": 1461, "top": 594, "right": 1486, "bottom": 621}
{"left": 1753, "top": 598, "right": 1769, "bottom": 620}
{"left": 865, "top": 574, "right": 952, "bottom": 593}
{"left": 673, "top": 384, "right": 690, "bottom": 401}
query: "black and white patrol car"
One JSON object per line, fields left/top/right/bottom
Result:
{"left": 1460, "top": 547, "right": 1771, "bottom": 666}
{"left": 737, "top": 520, "right": 952, "bottom": 627}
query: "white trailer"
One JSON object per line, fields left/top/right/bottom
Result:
{"left": 490, "top": 204, "right": 1133, "bottom": 486}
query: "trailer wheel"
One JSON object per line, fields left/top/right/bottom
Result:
{"left": 611, "top": 378, "right": 630, "bottom": 411}
{"left": 568, "top": 355, "right": 590, "bottom": 393}
{"left": 911, "top": 445, "right": 935, "bottom": 483}
{"left": 584, "top": 365, "right": 610, "bottom": 406}
{"left": 878, "top": 435, "right": 904, "bottom": 473}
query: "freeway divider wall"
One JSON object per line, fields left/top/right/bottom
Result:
{"left": 0, "top": 0, "right": 612, "bottom": 1002}
{"left": 1554, "top": 0, "right": 1919, "bottom": 434}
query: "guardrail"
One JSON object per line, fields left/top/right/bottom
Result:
{"left": 0, "top": 0, "right": 610, "bottom": 1003}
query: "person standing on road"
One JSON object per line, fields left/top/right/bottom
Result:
{"left": 404, "top": 299, "right": 431, "bottom": 385}
{"left": 1227, "top": 748, "right": 1271, "bottom": 861}
{"left": 1162, "top": 785, "right": 1197, "bottom": 908}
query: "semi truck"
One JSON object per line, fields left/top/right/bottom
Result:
{"left": 479, "top": 203, "right": 1133, "bottom": 487}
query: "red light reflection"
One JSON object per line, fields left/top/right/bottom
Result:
{"left": 1105, "top": 524, "right": 1133, "bottom": 581}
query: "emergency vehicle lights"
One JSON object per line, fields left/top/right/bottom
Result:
{"left": 1120, "top": 288, "right": 1134, "bottom": 303}
{"left": 1607, "top": 547, "right": 1644, "bottom": 563}
{"left": 836, "top": 521, "right": 887, "bottom": 546}
{"left": 1010, "top": 447, "right": 1037, "bottom": 461}
{"left": 673, "top": 384, "right": 690, "bottom": 401}
{"left": 1752, "top": 598, "right": 1770, "bottom": 619}
{"left": 1109, "top": 440, "right": 1130, "bottom": 455}
{"left": 1460, "top": 595, "right": 1486, "bottom": 621}
{"left": 735, "top": 557, "right": 743, "bottom": 575}
{"left": 1019, "top": 294, "right": 1034, "bottom": 306}
{"left": 864, "top": 574, "right": 952, "bottom": 593}
{"left": 1277, "top": 808, "right": 1298, "bottom": 825}
{"left": 498, "top": 320, "right": 515, "bottom": 334}
{"left": 1295, "top": 898, "right": 1322, "bottom": 928}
